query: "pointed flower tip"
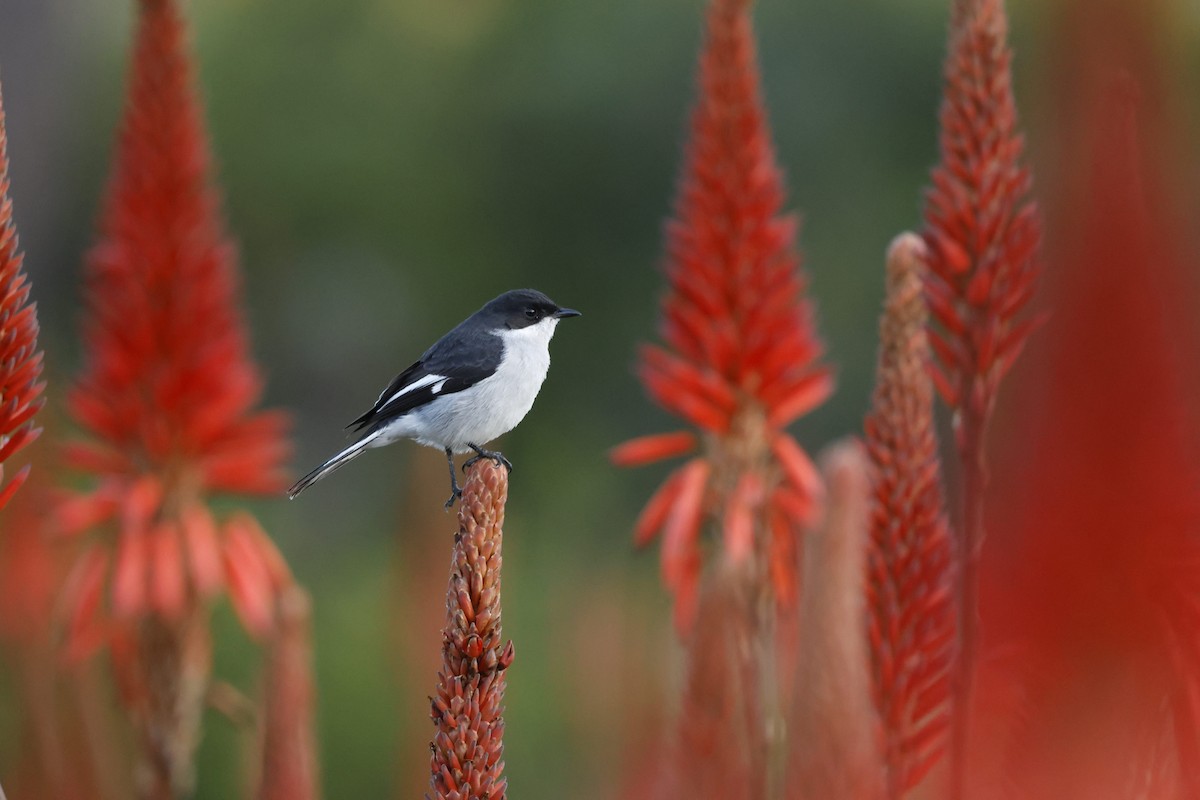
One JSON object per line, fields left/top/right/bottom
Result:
{"left": 886, "top": 232, "right": 928, "bottom": 282}
{"left": 111, "top": 528, "right": 149, "bottom": 619}
{"left": 765, "top": 370, "right": 835, "bottom": 429}
{"left": 223, "top": 514, "right": 292, "bottom": 639}
{"left": 772, "top": 432, "right": 825, "bottom": 503}
{"left": 611, "top": 431, "right": 698, "bottom": 467}
{"left": 60, "top": 546, "right": 112, "bottom": 662}
{"left": 820, "top": 439, "right": 868, "bottom": 498}
{"left": 632, "top": 466, "right": 688, "bottom": 548}
{"left": 0, "top": 464, "right": 31, "bottom": 513}
{"left": 722, "top": 472, "right": 763, "bottom": 565}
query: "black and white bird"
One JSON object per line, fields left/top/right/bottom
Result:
{"left": 287, "top": 289, "right": 580, "bottom": 506}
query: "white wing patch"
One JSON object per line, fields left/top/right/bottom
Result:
{"left": 379, "top": 373, "right": 446, "bottom": 407}
{"left": 431, "top": 378, "right": 449, "bottom": 394}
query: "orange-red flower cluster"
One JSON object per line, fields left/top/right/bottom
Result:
{"left": 0, "top": 85, "right": 45, "bottom": 512}
{"left": 613, "top": 0, "right": 831, "bottom": 629}
{"left": 57, "top": 0, "right": 291, "bottom": 653}
{"left": 921, "top": 1, "right": 1041, "bottom": 791}
{"left": 429, "top": 460, "right": 513, "bottom": 800}
{"left": 864, "top": 235, "right": 955, "bottom": 797}
{"left": 923, "top": 0, "right": 1041, "bottom": 446}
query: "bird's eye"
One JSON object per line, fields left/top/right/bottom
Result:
{"left": 524, "top": 309, "right": 538, "bottom": 320}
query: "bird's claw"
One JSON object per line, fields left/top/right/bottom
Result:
{"left": 444, "top": 486, "right": 463, "bottom": 510}
{"left": 463, "top": 444, "right": 513, "bottom": 474}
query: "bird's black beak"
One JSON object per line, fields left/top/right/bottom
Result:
{"left": 554, "top": 308, "right": 582, "bottom": 319}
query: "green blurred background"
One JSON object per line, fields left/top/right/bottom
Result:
{"left": 1, "top": 0, "right": 1198, "bottom": 797}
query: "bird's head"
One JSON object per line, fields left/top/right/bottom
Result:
{"left": 485, "top": 289, "right": 581, "bottom": 331}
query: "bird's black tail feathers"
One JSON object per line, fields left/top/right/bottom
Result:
{"left": 286, "top": 431, "right": 380, "bottom": 499}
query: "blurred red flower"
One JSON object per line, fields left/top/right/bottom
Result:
{"left": 0, "top": 84, "right": 46, "bottom": 511}
{"left": 864, "top": 235, "right": 955, "bottom": 797}
{"left": 612, "top": 0, "right": 831, "bottom": 630}
{"left": 57, "top": 0, "right": 291, "bottom": 650}
{"left": 924, "top": 0, "right": 1041, "bottom": 431}
{"left": 53, "top": 0, "right": 300, "bottom": 795}
{"left": 921, "top": 0, "right": 1042, "bottom": 789}
{"left": 978, "top": 2, "right": 1200, "bottom": 794}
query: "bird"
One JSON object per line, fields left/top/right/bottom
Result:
{"left": 287, "top": 288, "right": 580, "bottom": 507}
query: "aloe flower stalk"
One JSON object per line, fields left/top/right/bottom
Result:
{"left": 613, "top": 1, "right": 831, "bottom": 795}
{"left": 670, "top": 564, "right": 764, "bottom": 800}
{"left": 921, "top": 0, "right": 1041, "bottom": 791}
{"left": 0, "top": 83, "right": 45, "bottom": 510}
{"left": 428, "top": 459, "right": 513, "bottom": 800}
{"left": 864, "top": 235, "right": 955, "bottom": 797}
{"left": 789, "top": 441, "right": 883, "bottom": 800}
{"left": 259, "top": 586, "right": 320, "bottom": 800}
{"left": 55, "top": 0, "right": 296, "bottom": 795}
{"left": 611, "top": 0, "right": 831, "bottom": 631}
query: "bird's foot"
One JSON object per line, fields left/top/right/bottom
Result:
{"left": 463, "top": 443, "right": 513, "bottom": 473}
{"left": 443, "top": 485, "right": 463, "bottom": 511}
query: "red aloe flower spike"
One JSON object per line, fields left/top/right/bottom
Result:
{"left": 64, "top": 0, "right": 289, "bottom": 522}
{"left": 921, "top": 0, "right": 1042, "bottom": 791}
{"left": 54, "top": 0, "right": 306, "bottom": 795}
{"left": 926, "top": 0, "right": 1042, "bottom": 458}
{"left": 788, "top": 441, "right": 884, "bottom": 800}
{"left": 0, "top": 83, "right": 46, "bottom": 509}
{"left": 259, "top": 586, "right": 320, "bottom": 800}
{"left": 59, "top": 0, "right": 292, "bottom": 635}
{"left": 615, "top": 0, "right": 832, "bottom": 626}
{"left": 864, "top": 234, "right": 956, "bottom": 797}
{"left": 428, "top": 459, "right": 512, "bottom": 800}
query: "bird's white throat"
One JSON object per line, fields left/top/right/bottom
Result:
{"left": 497, "top": 316, "right": 560, "bottom": 352}
{"left": 491, "top": 316, "right": 558, "bottom": 398}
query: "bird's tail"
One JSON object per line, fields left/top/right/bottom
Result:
{"left": 287, "top": 431, "right": 381, "bottom": 499}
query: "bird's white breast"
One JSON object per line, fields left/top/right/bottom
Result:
{"left": 398, "top": 318, "right": 558, "bottom": 452}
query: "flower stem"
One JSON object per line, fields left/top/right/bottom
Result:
{"left": 950, "top": 417, "right": 987, "bottom": 800}
{"left": 116, "top": 612, "right": 211, "bottom": 800}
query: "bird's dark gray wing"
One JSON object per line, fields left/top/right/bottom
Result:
{"left": 347, "top": 323, "right": 503, "bottom": 432}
